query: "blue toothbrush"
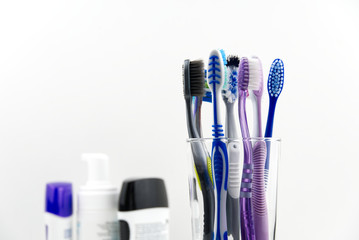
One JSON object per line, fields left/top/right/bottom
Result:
{"left": 264, "top": 59, "right": 284, "bottom": 184}
{"left": 208, "top": 49, "right": 229, "bottom": 240}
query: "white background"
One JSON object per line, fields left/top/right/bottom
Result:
{"left": 0, "top": 0, "right": 359, "bottom": 239}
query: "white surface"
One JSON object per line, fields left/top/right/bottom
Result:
{"left": 0, "top": 0, "right": 358, "bottom": 239}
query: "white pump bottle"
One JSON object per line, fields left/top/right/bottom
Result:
{"left": 77, "top": 153, "right": 119, "bottom": 240}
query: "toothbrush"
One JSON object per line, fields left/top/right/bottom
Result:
{"left": 264, "top": 59, "right": 284, "bottom": 183}
{"left": 238, "top": 57, "right": 256, "bottom": 240}
{"left": 222, "top": 55, "right": 241, "bottom": 240}
{"left": 183, "top": 59, "right": 215, "bottom": 240}
{"left": 248, "top": 56, "right": 264, "bottom": 138}
{"left": 208, "top": 49, "right": 229, "bottom": 240}
{"left": 247, "top": 57, "right": 269, "bottom": 240}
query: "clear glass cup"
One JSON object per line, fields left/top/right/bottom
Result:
{"left": 187, "top": 138, "right": 281, "bottom": 240}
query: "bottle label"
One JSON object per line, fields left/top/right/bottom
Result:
{"left": 44, "top": 213, "right": 72, "bottom": 240}
{"left": 78, "top": 211, "right": 119, "bottom": 240}
{"left": 118, "top": 208, "right": 169, "bottom": 240}
{"left": 135, "top": 221, "right": 168, "bottom": 239}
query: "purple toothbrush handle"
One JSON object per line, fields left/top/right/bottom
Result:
{"left": 240, "top": 164, "right": 256, "bottom": 240}
{"left": 240, "top": 198, "right": 255, "bottom": 240}
{"left": 238, "top": 91, "right": 256, "bottom": 240}
{"left": 252, "top": 141, "right": 268, "bottom": 240}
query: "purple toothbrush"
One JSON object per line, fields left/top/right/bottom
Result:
{"left": 248, "top": 56, "right": 269, "bottom": 240}
{"left": 238, "top": 57, "right": 256, "bottom": 240}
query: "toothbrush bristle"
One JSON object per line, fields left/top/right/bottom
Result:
{"left": 222, "top": 55, "right": 240, "bottom": 103}
{"left": 182, "top": 60, "right": 205, "bottom": 97}
{"left": 238, "top": 57, "right": 249, "bottom": 91}
{"left": 226, "top": 55, "right": 240, "bottom": 67}
{"left": 268, "top": 59, "right": 284, "bottom": 97}
{"left": 190, "top": 60, "right": 205, "bottom": 96}
{"left": 220, "top": 49, "right": 228, "bottom": 90}
{"left": 248, "top": 57, "right": 262, "bottom": 91}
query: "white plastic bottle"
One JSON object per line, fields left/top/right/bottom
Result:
{"left": 77, "top": 153, "right": 119, "bottom": 240}
{"left": 45, "top": 182, "right": 73, "bottom": 240}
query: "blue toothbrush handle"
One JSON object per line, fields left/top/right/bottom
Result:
{"left": 264, "top": 141, "right": 271, "bottom": 186}
{"left": 212, "top": 139, "right": 228, "bottom": 240}
{"left": 264, "top": 98, "right": 277, "bottom": 184}
{"left": 264, "top": 98, "right": 277, "bottom": 138}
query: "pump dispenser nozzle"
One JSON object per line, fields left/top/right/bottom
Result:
{"left": 82, "top": 153, "right": 110, "bottom": 187}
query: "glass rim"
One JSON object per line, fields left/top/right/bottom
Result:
{"left": 186, "top": 137, "right": 281, "bottom": 143}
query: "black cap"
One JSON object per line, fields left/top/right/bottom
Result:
{"left": 119, "top": 178, "right": 168, "bottom": 211}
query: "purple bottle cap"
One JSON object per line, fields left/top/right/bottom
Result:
{"left": 45, "top": 182, "right": 73, "bottom": 217}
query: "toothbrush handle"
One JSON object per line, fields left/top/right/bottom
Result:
{"left": 240, "top": 197, "right": 255, "bottom": 240}
{"left": 194, "top": 97, "right": 203, "bottom": 137}
{"left": 225, "top": 103, "right": 239, "bottom": 139}
{"left": 187, "top": 98, "right": 215, "bottom": 237}
{"left": 250, "top": 94, "right": 263, "bottom": 138}
{"left": 238, "top": 93, "right": 256, "bottom": 240}
{"left": 228, "top": 143, "right": 241, "bottom": 198}
{"left": 240, "top": 163, "right": 256, "bottom": 240}
{"left": 264, "top": 98, "right": 277, "bottom": 184}
{"left": 186, "top": 99, "right": 200, "bottom": 139}
{"left": 264, "top": 98, "right": 277, "bottom": 138}
{"left": 202, "top": 182, "right": 215, "bottom": 240}
{"left": 227, "top": 196, "right": 240, "bottom": 240}
{"left": 212, "top": 139, "right": 228, "bottom": 240}
{"left": 227, "top": 142, "right": 241, "bottom": 240}
{"left": 252, "top": 141, "right": 269, "bottom": 240}
{"left": 191, "top": 142, "right": 215, "bottom": 239}
{"left": 264, "top": 143, "right": 271, "bottom": 187}
{"left": 225, "top": 102, "right": 239, "bottom": 240}
{"left": 239, "top": 92, "right": 250, "bottom": 140}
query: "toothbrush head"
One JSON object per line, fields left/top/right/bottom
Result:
{"left": 183, "top": 59, "right": 205, "bottom": 100}
{"left": 238, "top": 57, "right": 249, "bottom": 91}
{"left": 267, "top": 58, "right": 284, "bottom": 98}
{"left": 219, "top": 49, "right": 227, "bottom": 65}
{"left": 248, "top": 56, "right": 263, "bottom": 97}
{"left": 207, "top": 49, "right": 225, "bottom": 93}
{"left": 222, "top": 55, "right": 240, "bottom": 103}
{"left": 220, "top": 49, "right": 228, "bottom": 89}
{"left": 203, "top": 69, "right": 213, "bottom": 102}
